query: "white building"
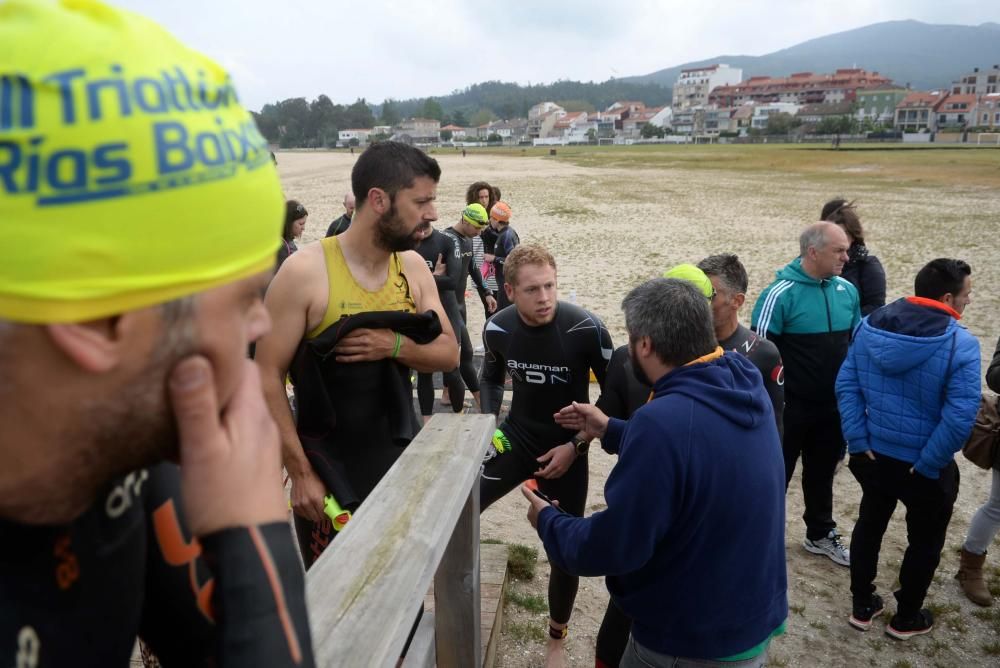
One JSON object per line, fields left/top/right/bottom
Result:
{"left": 951, "top": 65, "right": 1000, "bottom": 96}
{"left": 528, "top": 101, "right": 565, "bottom": 120}
{"left": 751, "top": 103, "right": 801, "bottom": 129}
{"left": 672, "top": 64, "right": 743, "bottom": 110}
{"left": 338, "top": 128, "right": 371, "bottom": 146}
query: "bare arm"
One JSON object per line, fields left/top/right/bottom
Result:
{"left": 254, "top": 254, "right": 328, "bottom": 522}
{"left": 397, "top": 251, "right": 460, "bottom": 373}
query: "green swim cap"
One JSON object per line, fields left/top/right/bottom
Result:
{"left": 0, "top": 0, "right": 283, "bottom": 323}
{"left": 663, "top": 264, "right": 714, "bottom": 299}
{"left": 462, "top": 203, "right": 489, "bottom": 228}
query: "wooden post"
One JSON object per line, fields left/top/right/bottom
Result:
{"left": 434, "top": 478, "right": 481, "bottom": 667}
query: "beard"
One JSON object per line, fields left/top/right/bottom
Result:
{"left": 628, "top": 345, "right": 654, "bottom": 388}
{"left": 374, "top": 202, "right": 430, "bottom": 252}
{"left": 79, "top": 307, "right": 198, "bottom": 482}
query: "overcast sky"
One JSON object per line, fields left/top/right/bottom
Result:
{"left": 118, "top": 0, "right": 999, "bottom": 111}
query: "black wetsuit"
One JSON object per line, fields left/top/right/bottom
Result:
{"left": 718, "top": 324, "right": 785, "bottom": 439}
{"left": 325, "top": 213, "right": 351, "bottom": 238}
{"left": 492, "top": 226, "right": 520, "bottom": 311}
{"left": 0, "top": 463, "right": 314, "bottom": 668}
{"left": 442, "top": 226, "right": 492, "bottom": 393}
{"left": 415, "top": 229, "right": 466, "bottom": 415}
{"left": 479, "top": 302, "right": 613, "bottom": 624}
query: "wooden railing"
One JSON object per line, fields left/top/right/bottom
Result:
{"left": 306, "top": 413, "right": 495, "bottom": 667}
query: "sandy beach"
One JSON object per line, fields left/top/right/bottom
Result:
{"left": 278, "top": 147, "right": 1000, "bottom": 668}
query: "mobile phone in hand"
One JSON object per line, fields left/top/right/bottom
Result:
{"left": 532, "top": 489, "right": 566, "bottom": 513}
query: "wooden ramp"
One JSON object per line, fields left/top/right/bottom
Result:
{"left": 423, "top": 543, "right": 509, "bottom": 667}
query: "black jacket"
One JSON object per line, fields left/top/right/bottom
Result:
{"left": 840, "top": 245, "right": 886, "bottom": 316}
{"left": 289, "top": 310, "right": 442, "bottom": 505}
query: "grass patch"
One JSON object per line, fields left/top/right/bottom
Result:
{"left": 926, "top": 602, "right": 961, "bottom": 618}
{"left": 983, "top": 642, "right": 1000, "bottom": 656}
{"left": 891, "top": 661, "right": 914, "bottom": 668}
{"left": 481, "top": 537, "right": 504, "bottom": 545}
{"left": 808, "top": 620, "right": 828, "bottom": 631}
{"left": 768, "top": 657, "right": 789, "bottom": 667}
{"left": 541, "top": 205, "right": 597, "bottom": 218}
{"left": 504, "top": 619, "right": 546, "bottom": 644}
{"left": 923, "top": 638, "right": 948, "bottom": 658}
{"left": 507, "top": 543, "right": 538, "bottom": 581}
{"left": 506, "top": 589, "right": 547, "bottom": 614}
{"left": 789, "top": 603, "right": 806, "bottom": 615}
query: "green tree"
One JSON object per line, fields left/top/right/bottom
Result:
{"left": 380, "top": 98, "right": 401, "bottom": 126}
{"left": 585, "top": 128, "right": 598, "bottom": 143}
{"left": 486, "top": 132, "right": 502, "bottom": 143}
{"left": 764, "top": 112, "right": 801, "bottom": 135}
{"left": 343, "top": 98, "right": 375, "bottom": 130}
{"left": 640, "top": 122, "right": 665, "bottom": 139}
{"left": 449, "top": 109, "right": 469, "bottom": 128}
{"left": 440, "top": 129, "right": 454, "bottom": 141}
{"left": 421, "top": 97, "right": 445, "bottom": 121}
{"left": 556, "top": 99, "right": 596, "bottom": 113}
{"left": 470, "top": 108, "right": 495, "bottom": 127}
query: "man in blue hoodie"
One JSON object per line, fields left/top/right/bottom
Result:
{"left": 528, "top": 278, "right": 788, "bottom": 667}
{"left": 752, "top": 222, "right": 860, "bottom": 566}
{"left": 837, "top": 258, "right": 980, "bottom": 640}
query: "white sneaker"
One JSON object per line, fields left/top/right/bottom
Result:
{"left": 803, "top": 530, "right": 850, "bottom": 566}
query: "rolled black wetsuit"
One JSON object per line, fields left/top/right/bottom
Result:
{"left": 479, "top": 301, "right": 613, "bottom": 624}
{"left": 415, "top": 229, "right": 466, "bottom": 415}
{"left": 0, "top": 463, "right": 314, "bottom": 668}
{"left": 492, "top": 226, "right": 520, "bottom": 311}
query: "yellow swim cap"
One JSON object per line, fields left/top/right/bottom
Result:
{"left": 0, "top": 0, "right": 283, "bottom": 323}
{"left": 663, "top": 264, "right": 714, "bottom": 299}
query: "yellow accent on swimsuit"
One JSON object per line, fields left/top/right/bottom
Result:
{"left": 306, "top": 235, "right": 416, "bottom": 339}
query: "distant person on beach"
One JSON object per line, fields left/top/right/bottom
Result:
{"left": 468, "top": 181, "right": 500, "bottom": 319}
{"left": 533, "top": 278, "right": 787, "bottom": 668}
{"left": 957, "top": 332, "right": 1000, "bottom": 607}
{"left": 326, "top": 192, "right": 356, "bottom": 237}
{"left": 478, "top": 245, "right": 613, "bottom": 668}
{"left": 752, "top": 222, "right": 860, "bottom": 567}
{"left": 0, "top": 2, "right": 314, "bottom": 665}
{"left": 413, "top": 204, "right": 496, "bottom": 420}
{"left": 821, "top": 199, "right": 886, "bottom": 316}
{"left": 278, "top": 200, "right": 308, "bottom": 268}
{"left": 837, "top": 258, "right": 978, "bottom": 639}
{"left": 484, "top": 201, "right": 519, "bottom": 311}
{"left": 255, "top": 142, "right": 458, "bottom": 568}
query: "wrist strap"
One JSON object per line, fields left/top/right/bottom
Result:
{"left": 391, "top": 332, "right": 402, "bottom": 358}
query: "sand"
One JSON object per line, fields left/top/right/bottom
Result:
{"left": 278, "top": 147, "right": 1000, "bottom": 668}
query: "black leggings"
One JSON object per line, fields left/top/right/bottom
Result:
{"left": 595, "top": 598, "right": 631, "bottom": 667}
{"left": 417, "top": 369, "right": 465, "bottom": 416}
{"left": 416, "top": 311, "right": 479, "bottom": 417}
{"left": 479, "top": 432, "right": 588, "bottom": 624}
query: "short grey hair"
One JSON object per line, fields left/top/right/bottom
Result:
{"left": 799, "top": 222, "right": 837, "bottom": 256}
{"left": 622, "top": 278, "right": 718, "bottom": 367}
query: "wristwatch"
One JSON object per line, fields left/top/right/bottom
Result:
{"left": 572, "top": 436, "right": 590, "bottom": 456}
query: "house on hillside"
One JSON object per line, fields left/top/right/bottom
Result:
{"left": 855, "top": 84, "right": 910, "bottom": 125}
{"left": 710, "top": 69, "right": 893, "bottom": 107}
{"left": 751, "top": 102, "right": 801, "bottom": 130}
{"left": 936, "top": 94, "right": 978, "bottom": 130}
{"left": 672, "top": 64, "right": 742, "bottom": 110}
{"left": 894, "top": 91, "right": 946, "bottom": 132}
{"left": 796, "top": 101, "right": 855, "bottom": 125}
{"left": 338, "top": 128, "right": 371, "bottom": 146}
{"left": 528, "top": 102, "right": 564, "bottom": 120}
{"left": 703, "top": 107, "right": 736, "bottom": 135}
{"left": 439, "top": 124, "right": 467, "bottom": 141}
{"left": 528, "top": 110, "right": 564, "bottom": 140}
{"left": 975, "top": 93, "right": 1000, "bottom": 129}
{"left": 950, "top": 65, "right": 1000, "bottom": 96}
{"left": 395, "top": 118, "right": 441, "bottom": 144}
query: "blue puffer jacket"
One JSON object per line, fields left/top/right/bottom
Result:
{"left": 836, "top": 297, "right": 981, "bottom": 478}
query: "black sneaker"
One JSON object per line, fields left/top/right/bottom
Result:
{"left": 886, "top": 609, "right": 934, "bottom": 640}
{"left": 849, "top": 593, "right": 885, "bottom": 631}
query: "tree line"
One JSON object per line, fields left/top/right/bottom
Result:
{"left": 252, "top": 79, "right": 673, "bottom": 148}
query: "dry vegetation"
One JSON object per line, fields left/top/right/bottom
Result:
{"left": 280, "top": 144, "right": 1000, "bottom": 668}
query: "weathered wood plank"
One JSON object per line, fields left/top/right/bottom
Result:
{"left": 434, "top": 481, "right": 481, "bottom": 667}
{"left": 306, "top": 413, "right": 494, "bottom": 667}
{"left": 399, "top": 609, "right": 436, "bottom": 668}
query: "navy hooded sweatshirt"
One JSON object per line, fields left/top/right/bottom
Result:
{"left": 537, "top": 351, "right": 787, "bottom": 659}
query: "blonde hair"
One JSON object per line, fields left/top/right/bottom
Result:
{"left": 503, "top": 245, "right": 557, "bottom": 286}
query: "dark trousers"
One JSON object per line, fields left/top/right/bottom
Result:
{"left": 480, "top": 439, "right": 588, "bottom": 624}
{"left": 848, "top": 453, "right": 959, "bottom": 617}
{"left": 596, "top": 598, "right": 631, "bottom": 667}
{"left": 783, "top": 403, "right": 845, "bottom": 541}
